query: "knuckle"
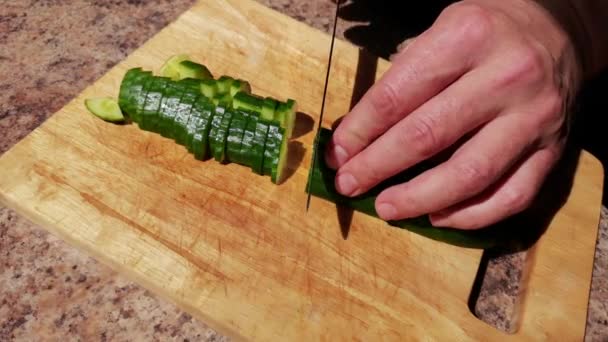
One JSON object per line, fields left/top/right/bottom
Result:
{"left": 369, "top": 80, "right": 402, "bottom": 116}
{"left": 441, "top": 2, "right": 494, "bottom": 46}
{"left": 455, "top": 158, "right": 494, "bottom": 190}
{"left": 534, "top": 90, "right": 565, "bottom": 132}
{"left": 401, "top": 116, "right": 441, "bottom": 158}
{"left": 504, "top": 46, "right": 548, "bottom": 87}
{"left": 501, "top": 187, "right": 533, "bottom": 213}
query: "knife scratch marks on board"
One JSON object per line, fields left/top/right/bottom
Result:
{"left": 77, "top": 190, "right": 230, "bottom": 282}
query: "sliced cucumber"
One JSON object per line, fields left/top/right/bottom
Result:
{"left": 261, "top": 97, "right": 278, "bottom": 121}
{"left": 118, "top": 67, "right": 142, "bottom": 120}
{"left": 239, "top": 111, "right": 260, "bottom": 167}
{"left": 177, "top": 60, "right": 213, "bottom": 80}
{"left": 140, "top": 76, "right": 170, "bottom": 132}
{"left": 233, "top": 92, "right": 264, "bottom": 114}
{"left": 212, "top": 108, "right": 234, "bottom": 163}
{"left": 216, "top": 76, "right": 235, "bottom": 94}
{"left": 250, "top": 120, "right": 270, "bottom": 175}
{"left": 85, "top": 97, "right": 125, "bottom": 123}
{"left": 173, "top": 91, "right": 199, "bottom": 146}
{"left": 191, "top": 98, "right": 216, "bottom": 160}
{"left": 230, "top": 79, "right": 251, "bottom": 97}
{"left": 275, "top": 99, "right": 297, "bottom": 138}
{"left": 200, "top": 79, "right": 218, "bottom": 98}
{"left": 226, "top": 110, "right": 249, "bottom": 164}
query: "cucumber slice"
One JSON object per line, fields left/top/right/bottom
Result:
{"left": 173, "top": 91, "right": 199, "bottom": 146}
{"left": 84, "top": 97, "right": 125, "bottom": 123}
{"left": 216, "top": 76, "right": 235, "bottom": 94}
{"left": 177, "top": 60, "right": 213, "bottom": 80}
{"left": 118, "top": 67, "right": 142, "bottom": 120}
{"left": 159, "top": 54, "right": 189, "bottom": 81}
{"left": 229, "top": 79, "right": 251, "bottom": 97}
{"left": 212, "top": 93, "right": 233, "bottom": 107}
{"left": 184, "top": 97, "right": 204, "bottom": 153}
{"left": 134, "top": 76, "right": 155, "bottom": 126}
{"left": 192, "top": 99, "right": 217, "bottom": 160}
{"left": 271, "top": 127, "right": 289, "bottom": 184}
{"left": 157, "top": 81, "right": 183, "bottom": 138}
{"left": 262, "top": 124, "right": 286, "bottom": 179}
{"left": 211, "top": 107, "right": 234, "bottom": 163}
{"left": 208, "top": 105, "right": 228, "bottom": 162}
{"left": 238, "top": 112, "right": 260, "bottom": 167}
{"left": 125, "top": 71, "right": 153, "bottom": 124}
{"left": 250, "top": 120, "right": 270, "bottom": 175}
{"left": 233, "top": 92, "right": 263, "bottom": 114}
{"left": 200, "top": 79, "right": 218, "bottom": 98}
{"left": 261, "top": 97, "right": 278, "bottom": 121}
{"left": 226, "top": 110, "right": 249, "bottom": 164}
{"left": 140, "top": 76, "right": 170, "bottom": 132}
{"left": 275, "top": 99, "right": 297, "bottom": 138}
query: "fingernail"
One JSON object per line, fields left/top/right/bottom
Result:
{"left": 335, "top": 173, "right": 360, "bottom": 196}
{"left": 327, "top": 144, "right": 349, "bottom": 169}
{"left": 376, "top": 203, "right": 397, "bottom": 220}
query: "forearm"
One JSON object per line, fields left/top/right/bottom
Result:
{"left": 535, "top": 0, "right": 608, "bottom": 79}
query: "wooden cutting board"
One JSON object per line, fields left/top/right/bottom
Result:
{"left": 0, "top": 0, "right": 603, "bottom": 340}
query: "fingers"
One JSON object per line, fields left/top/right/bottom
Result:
{"left": 373, "top": 112, "right": 539, "bottom": 221}
{"left": 325, "top": 18, "right": 482, "bottom": 169}
{"left": 428, "top": 146, "right": 560, "bottom": 229}
{"left": 332, "top": 61, "right": 506, "bottom": 197}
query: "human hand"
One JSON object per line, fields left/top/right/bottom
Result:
{"left": 325, "top": 0, "right": 582, "bottom": 229}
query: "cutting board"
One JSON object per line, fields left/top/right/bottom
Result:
{"left": 0, "top": 0, "right": 603, "bottom": 340}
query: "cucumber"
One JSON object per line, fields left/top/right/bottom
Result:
{"left": 211, "top": 108, "right": 234, "bottom": 163}
{"left": 84, "top": 97, "right": 125, "bottom": 122}
{"left": 118, "top": 67, "right": 142, "bottom": 120}
{"left": 159, "top": 54, "right": 189, "bottom": 80}
{"left": 233, "top": 92, "right": 264, "bottom": 114}
{"left": 129, "top": 72, "right": 154, "bottom": 124}
{"left": 173, "top": 90, "right": 199, "bottom": 146}
{"left": 261, "top": 97, "right": 278, "bottom": 121}
{"left": 212, "top": 93, "right": 233, "bottom": 107}
{"left": 177, "top": 60, "right": 213, "bottom": 80}
{"left": 216, "top": 76, "right": 235, "bottom": 94}
{"left": 275, "top": 99, "right": 297, "bottom": 138}
{"left": 226, "top": 110, "right": 250, "bottom": 164}
{"left": 200, "top": 79, "right": 218, "bottom": 98}
{"left": 191, "top": 98, "right": 216, "bottom": 160}
{"left": 250, "top": 120, "right": 270, "bottom": 175}
{"left": 157, "top": 82, "right": 184, "bottom": 138}
{"left": 140, "top": 76, "right": 170, "bottom": 132}
{"left": 305, "top": 127, "right": 506, "bottom": 249}
{"left": 208, "top": 105, "right": 228, "bottom": 162}
{"left": 230, "top": 79, "right": 251, "bottom": 97}
{"left": 262, "top": 123, "right": 288, "bottom": 184}
{"left": 239, "top": 111, "right": 260, "bottom": 167}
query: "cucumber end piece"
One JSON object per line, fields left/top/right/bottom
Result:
{"left": 178, "top": 60, "right": 213, "bottom": 80}
{"left": 159, "top": 54, "right": 190, "bottom": 80}
{"left": 84, "top": 97, "right": 125, "bottom": 123}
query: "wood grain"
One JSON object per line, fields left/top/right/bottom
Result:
{"left": 0, "top": 0, "right": 603, "bottom": 340}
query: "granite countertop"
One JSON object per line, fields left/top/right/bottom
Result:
{"left": 0, "top": 0, "right": 606, "bottom": 340}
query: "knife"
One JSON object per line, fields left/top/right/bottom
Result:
{"left": 306, "top": 0, "right": 341, "bottom": 211}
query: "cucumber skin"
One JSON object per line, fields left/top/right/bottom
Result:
{"left": 306, "top": 128, "right": 511, "bottom": 249}
{"left": 212, "top": 109, "right": 234, "bottom": 163}
{"left": 118, "top": 68, "right": 142, "bottom": 120}
{"left": 239, "top": 112, "right": 259, "bottom": 168}
{"left": 250, "top": 121, "right": 270, "bottom": 175}
{"left": 226, "top": 110, "right": 249, "bottom": 165}
{"left": 140, "top": 77, "right": 170, "bottom": 132}
{"left": 192, "top": 100, "right": 216, "bottom": 160}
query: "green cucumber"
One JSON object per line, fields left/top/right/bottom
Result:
{"left": 233, "top": 92, "right": 264, "bottom": 114}
{"left": 250, "top": 120, "right": 270, "bottom": 175}
{"left": 208, "top": 105, "right": 228, "bottom": 162}
{"left": 211, "top": 108, "right": 234, "bottom": 163}
{"left": 306, "top": 128, "right": 507, "bottom": 249}
{"left": 177, "top": 60, "right": 213, "bottom": 80}
{"left": 226, "top": 110, "right": 250, "bottom": 164}
{"left": 212, "top": 93, "right": 233, "bottom": 107}
{"left": 261, "top": 97, "right": 278, "bottom": 121}
{"left": 173, "top": 90, "right": 199, "bottom": 146}
{"left": 84, "top": 97, "right": 125, "bottom": 123}
{"left": 130, "top": 73, "right": 154, "bottom": 124}
{"left": 118, "top": 67, "right": 142, "bottom": 120}
{"left": 157, "top": 82, "right": 184, "bottom": 138}
{"left": 191, "top": 98, "right": 216, "bottom": 160}
{"left": 275, "top": 99, "right": 296, "bottom": 138}
{"left": 230, "top": 79, "right": 251, "bottom": 97}
{"left": 140, "top": 76, "right": 170, "bottom": 132}
{"left": 200, "top": 79, "right": 218, "bottom": 98}
{"left": 216, "top": 76, "right": 235, "bottom": 94}
{"left": 262, "top": 123, "right": 288, "bottom": 184}
{"left": 239, "top": 112, "right": 260, "bottom": 168}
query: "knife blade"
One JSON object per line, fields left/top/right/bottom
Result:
{"left": 305, "top": 0, "right": 341, "bottom": 211}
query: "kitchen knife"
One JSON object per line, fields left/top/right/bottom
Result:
{"left": 306, "top": 0, "right": 341, "bottom": 211}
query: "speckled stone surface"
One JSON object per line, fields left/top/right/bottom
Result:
{"left": 0, "top": 0, "right": 606, "bottom": 340}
